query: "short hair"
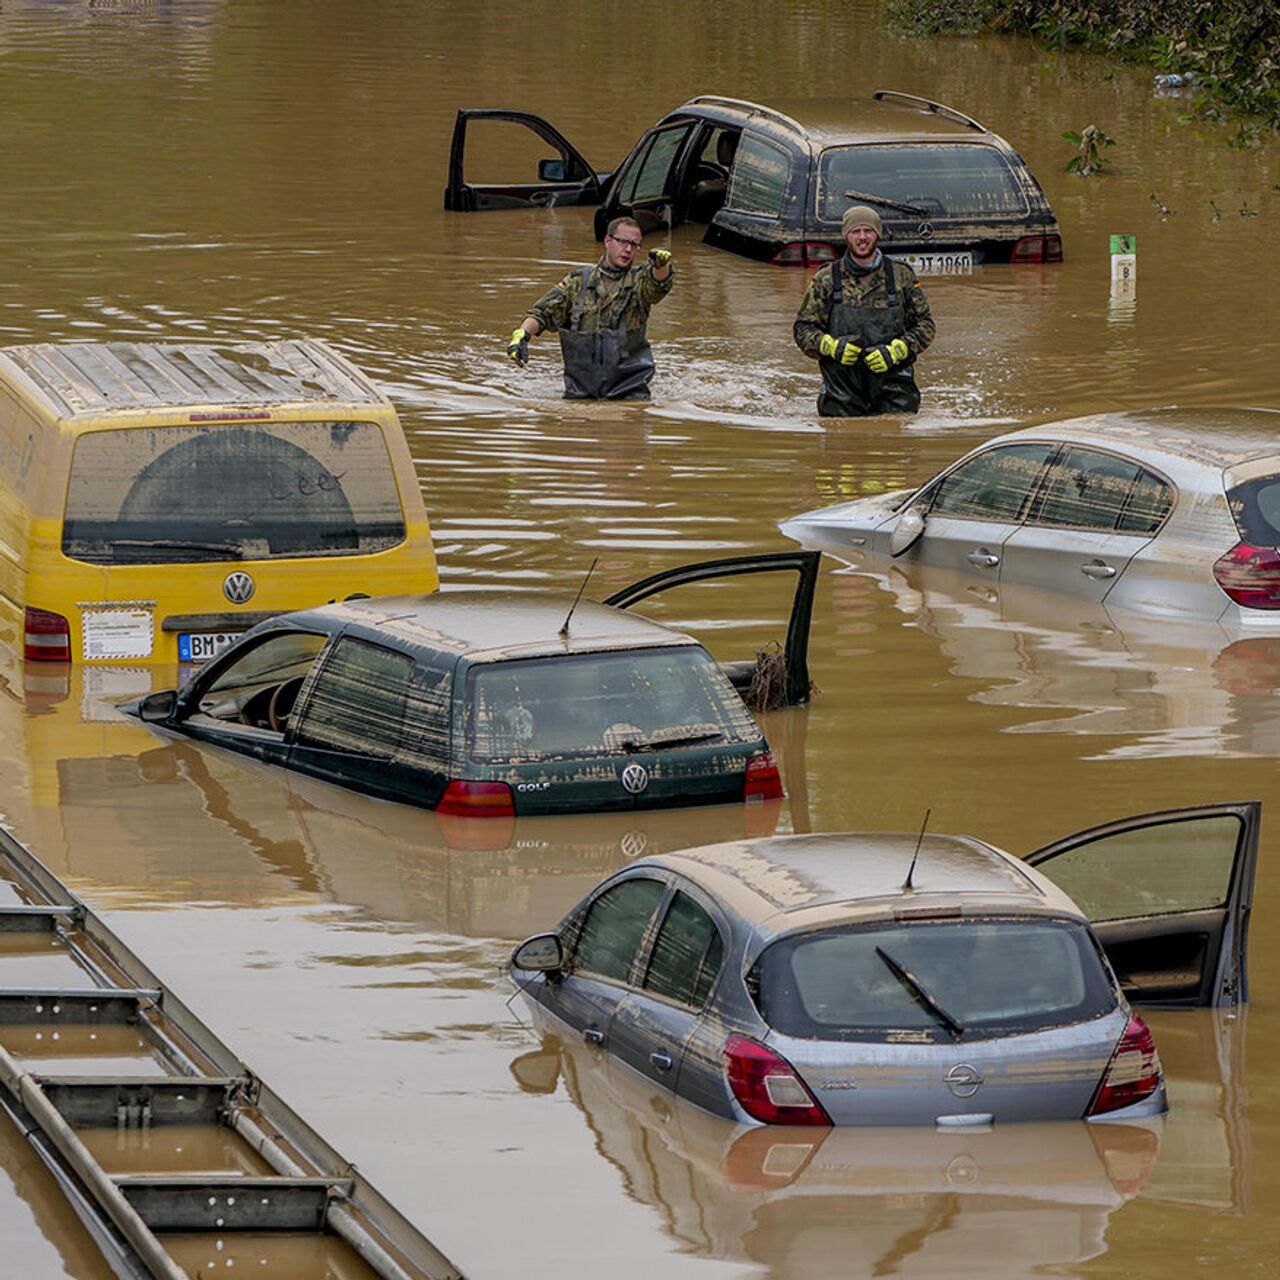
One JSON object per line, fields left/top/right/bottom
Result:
{"left": 606, "top": 215, "right": 642, "bottom": 240}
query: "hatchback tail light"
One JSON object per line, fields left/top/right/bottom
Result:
{"left": 24, "top": 607, "right": 71, "bottom": 662}
{"left": 1011, "top": 233, "right": 1063, "bottom": 263}
{"left": 771, "top": 241, "right": 839, "bottom": 267}
{"left": 1213, "top": 542, "right": 1280, "bottom": 609}
{"left": 744, "top": 752, "right": 784, "bottom": 803}
{"left": 723, "top": 1034, "right": 831, "bottom": 1126}
{"left": 1087, "top": 1014, "right": 1162, "bottom": 1117}
{"left": 436, "top": 780, "right": 515, "bottom": 818}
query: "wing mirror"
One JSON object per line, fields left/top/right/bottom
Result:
{"left": 137, "top": 689, "right": 177, "bottom": 723}
{"left": 511, "top": 933, "right": 564, "bottom": 972}
{"left": 889, "top": 502, "right": 928, "bottom": 557}
{"left": 537, "top": 158, "right": 568, "bottom": 182}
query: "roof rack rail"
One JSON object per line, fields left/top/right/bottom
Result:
{"left": 872, "top": 90, "right": 987, "bottom": 133}
{"left": 682, "top": 96, "right": 806, "bottom": 135}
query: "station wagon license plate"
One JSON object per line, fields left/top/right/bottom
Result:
{"left": 178, "top": 631, "right": 241, "bottom": 663}
{"left": 904, "top": 252, "right": 974, "bottom": 275}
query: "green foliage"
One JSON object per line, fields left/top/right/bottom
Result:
{"left": 1063, "top": 125, "right": 1115, "bottom": 175}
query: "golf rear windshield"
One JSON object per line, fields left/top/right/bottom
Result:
{"left": 816, "top": 144, "right": 1028, "bottom": 222}
{"left": 752, "top": 917, "right": 1116, "bottom": 1042}
{"left": 62, "top": 421, "right": 405, "bottom": 564}
{"left": 467, "top": 646, "right": 760, "bottom": 764}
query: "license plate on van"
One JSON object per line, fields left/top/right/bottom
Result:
{"left": 178, "top": 632, "right": 241, "bottom": 663}
{"left": 904, "top": 252, "right": 974, "bottom": 275}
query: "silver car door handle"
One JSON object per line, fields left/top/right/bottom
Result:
{"left": 966, "top": 550, "right": 1000, "bottom": 567}
{"left": 583, "top": 1028, "right": 605, "bottom": 1046}
{"left": 649, "top": 1051, "right": 673, "bottom": 1072}
{"left": 1080, "top": 561, "right": 1117, "bottom": 579}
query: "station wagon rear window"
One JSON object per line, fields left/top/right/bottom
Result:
{"left": 61, "top": 421, "right": 406, "bottom": 564}
{"left": 467, "top": 646, "right": 759, "bottom": 764}
{"left": 816, "top": 143, "right": 1029, "bottom": 222}
{"left": 752, "top": 918, "right": 1116, "bottom": 1042}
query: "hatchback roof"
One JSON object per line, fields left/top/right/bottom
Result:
{"left": 282, "top": 590, "right": 700, "bottom": 662}
{"left": 0, "top": 339, "right": 385, "bottom": 418}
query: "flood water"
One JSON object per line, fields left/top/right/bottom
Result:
{"left": 1, "top": 0, "right": 1279, "bottom": 1275}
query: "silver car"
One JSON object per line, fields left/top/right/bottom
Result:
{"left": 510, "top": 802, "right": 1258, "bottom": 1126}
{"left": 781, "top": 409, "right": 1280, "bottom": 622}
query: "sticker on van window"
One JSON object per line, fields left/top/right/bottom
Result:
{"left": 80, "top": 606, "right": 155, "bottom": 661}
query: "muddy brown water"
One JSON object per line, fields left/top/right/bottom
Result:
{"left": 1, "top": 1, "right": 1279, "bottom": 1275}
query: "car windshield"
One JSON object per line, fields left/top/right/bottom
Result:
{"left": 467, "top": 646, "right": 760, "bottom": 764}
{"left": 1227, "top": 473, "right": 1280, "bottom": 547}
{"left": 752, "top": 917, "right": 1116, "bottom": 1042}
{"left": 816, "top": 143, "right": 1028, "bottom": 222}
{"left": 61, "top": 421, "right": 406, "bottom": 564}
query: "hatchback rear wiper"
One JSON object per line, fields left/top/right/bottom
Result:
{"left": 875, "top": 946, "right": 965, "bottom": 1040}
{"left": 843, "top": 188, "right": 930, "bottom": 217}
{"left": 107, "top": 538, "right": 245, "bottom": 561}
{"left": 621, "top": 726, "right": 724, "bottom": 752}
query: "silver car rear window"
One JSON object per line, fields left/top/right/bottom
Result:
{"left": 752, "top": 917, "right": 1116, "bottom": 1042}
{"left": 1227, "top": 476, "right": 1280, "bottom": 547}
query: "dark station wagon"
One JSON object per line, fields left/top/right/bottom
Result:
{"left": 445, "top": 90, "right": 1062, "bottom": 270}
{"left": 128, "top": 553, "right": 818, "bottom": 819}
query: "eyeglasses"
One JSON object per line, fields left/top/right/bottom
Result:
{"left": 607, "top": 235, "right": 643, "bottom": 250}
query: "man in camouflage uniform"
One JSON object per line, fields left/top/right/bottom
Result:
{"left": 506, "top": 216, "right": 674, "bottom": 400}
{"left": 794, "top": 205, "right": 935, "bottom": 416}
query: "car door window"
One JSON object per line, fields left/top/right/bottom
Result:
{"left": 1030, "top": 448, "right": 1142, "bottom": 530}
{"left": 929, "top": 443, "right": 1056, "bottom": 521}
{"left": 1118, "top": 467, "right": 1175, "bottom": 533}
{"left": 195, "top": 631, "right": 327, "bottom": 727}
{"left": 726, "top": 132, "right": 790, "bottom": 216}
{"left": 617, "top": 124, "right": 693, "bottom": 205}
{"left": 294, "top": 637, "right": 414, "bottom": 758}
{"left": 573, "top": 877, "right": 666, "bottom": 983}
{"left": 643, "top": 890, "right": 725, "bottom": 1008}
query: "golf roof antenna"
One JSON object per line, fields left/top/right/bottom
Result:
{"left": 902, "top": 807, "right": 932, "bottom": 891}
{"left": 560, "top": 557, "right": 599, "bottom": 639}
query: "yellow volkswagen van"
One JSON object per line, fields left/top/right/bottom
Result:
{"left": 0, "top": 339, "right": 437, "bottom": 664}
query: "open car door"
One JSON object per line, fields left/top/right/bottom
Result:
{"left": 602, "top": 550, "right": 821, "bottom": 708}
{"left": 1026, "top": 801, "right": 1259, "bottom": 1008}
{"left": 444, "top": 109, "right": 604, "bottom": 211}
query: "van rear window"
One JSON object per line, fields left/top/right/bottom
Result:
{"left": 61, "top": 421, "right": 405, "bottom": 564}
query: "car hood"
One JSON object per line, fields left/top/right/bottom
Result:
{"left": 780, "top": 490, "right": 911, "bottom": 542}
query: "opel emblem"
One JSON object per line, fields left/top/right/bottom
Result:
{"left": 944, "top": 1063, "right": 983, "bottom": 1099}
{"left": 223, "top": 571, "right": 256, "bottom": 604}
{"left": 917, "top": 221, "right": 935, "bottom": 240}
{"left": 620, "top": 762, "right": 649, "bottom": 795}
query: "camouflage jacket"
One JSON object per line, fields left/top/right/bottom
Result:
{"left": 527, "top": 260, "right": 674, "bottom": 334}
{"left": 793, "top": 254, "right": 936, "bottom": 358}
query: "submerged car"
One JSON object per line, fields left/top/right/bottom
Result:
{"left": 510, "top": 801, "right": 1258, "bottom": 1126}
{"left": 127, "top": 552, "right": 819, "bottom": 818}
{"left": 783, "top": 408, "right": 1280, "bottom": 622}
{"left": 445, "top": 91, "right": 1061, "bottom": 270}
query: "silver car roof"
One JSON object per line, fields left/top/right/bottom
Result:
{"left": 644, "top": 832, "right": 1086, "bottom": 940}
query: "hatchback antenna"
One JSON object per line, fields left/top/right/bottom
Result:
{"left": 902, "top": 807, "right": 931, "bottom": 891}
{"left": 560, "top": 557, "right": 599, "bottom": 639}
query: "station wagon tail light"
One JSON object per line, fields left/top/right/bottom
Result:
{"left": 1213, "top": 542, "right": 1280, "bottom": 609}
{"left": 23, "top": 607, "right": 70, "bottom": 662}
{"left": 723, "top": 1034, "right": 830, "bottom": 1126}
{"left": 436, "top": 780, "right": 515, "bottom": 818}
{"left": 1011, "top": 234, "right": 1063, "bottom": 263}
{"left": 744, "top": 752, "right": 784, "bottom": 803}
{"left": 1087, "top": 1014, "right": 1162, "bottom": 1117}
{"left": 771, "top": 241, "right": 839, "bottom": 267}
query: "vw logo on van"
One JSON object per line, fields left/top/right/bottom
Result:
{"left": 222, "top": 571, "right": 256, "bottom": 604}
{"left": 620, "top": 763, "right": 649, "bottom": 795}
{"left": 944, "top": 1063, "right": 983, "bottom": 1098}
{"left": 917, "top": 221, "right": 935, "bottom": 240}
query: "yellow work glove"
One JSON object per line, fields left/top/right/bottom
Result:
{"left": 818, "top": 333, "right": 862, "bottom": 366}
{"left": 863, "top": 337, "right": 910, "bottom": 374}
{"left": 507, "top": 328, "right": 530, "bottom": 366}
{"left": 648, "top": 248, "right": 672, "bottom": 269}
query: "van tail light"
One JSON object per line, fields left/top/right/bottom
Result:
{"left": 1011, "top": 233, "right": 1063, "bottom": 263}
{"left": 24, "top": 607, "right": 71, "bottom": 662}
{"left": 1087, "top": 1014, "right": 1163, "bottom": 1117}
{"left": 744, "top": 752, "right": 784, "bottom": 803}
{"left": 723, "top": 1034, "right": 831, "bottom": 1126}
{"left": 771, "top": 241, "right": 838, "bottom": 267}
{"left": 435, "top": 780, "right": 515, "bottom": 818}
{"left": 1213, "top": 542, "right": 1280, "bottom": 609}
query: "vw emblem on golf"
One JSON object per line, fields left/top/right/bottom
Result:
{"left": 944, "top": 1063, "right": 983, "bottom": 1098}
{"left": 917, "top": 221, "right": 935, "bottom": 240}
{"left": 223, "top": 571, "right": 255, "bottom": 604}
{"left": 620, "top": 762, "right": 649, "bottom": 795}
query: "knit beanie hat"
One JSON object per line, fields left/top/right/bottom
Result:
{"left": 842, "top": 205, "right": 883, "bottom": 238}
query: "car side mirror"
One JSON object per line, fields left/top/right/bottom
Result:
{"left": 889, "top": 503, "right": 928, "bottom": 557}
{"left": 512, "top": 933, "right": 564, "bottom": 972}
{"left": 137, "top": 689, "right": 177, "bottom": 723}
{"left": 538, "top": 158, "right": 567, "bottom": 182}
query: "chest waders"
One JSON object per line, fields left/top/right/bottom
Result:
{"left": 558, "top": 266, "right": 656, "bottom": 400}
{"left": 818, "top": 256, "right": 920, "bottom": 417}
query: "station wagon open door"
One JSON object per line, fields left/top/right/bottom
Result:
{"left": 444, "top": 109, "right": 604, "bottom": 211}
{"left": 1025, "top": 801, "right": 1259, "bottom": 1007}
